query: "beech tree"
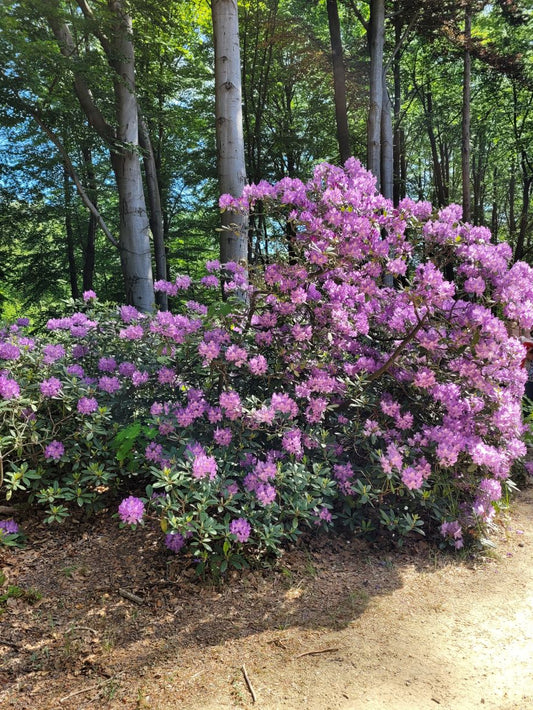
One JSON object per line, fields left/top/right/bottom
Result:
{"left": 43, "top": 0, "right": 156, "bottom": 311}
{"left": 211, "top": 0, "right": 248, "bottom": 266}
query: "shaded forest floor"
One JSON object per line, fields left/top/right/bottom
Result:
{"left": 1, "top": 489, "right": 533, "bottom": 710}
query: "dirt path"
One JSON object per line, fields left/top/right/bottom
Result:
{"left": 1, "top": 491, "right": 533, "bottom": 710}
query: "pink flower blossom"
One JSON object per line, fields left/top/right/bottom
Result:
{"left": 230, "top": 518, "right": 251, "bottom": 542}
{"left": 118, "top": 496, "right": 145, "bottom": 525}
{"left": 192, "top": 454, "right": 217, "bottom": 480}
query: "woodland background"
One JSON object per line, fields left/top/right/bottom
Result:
{"left": 0, "top": 0, "right": 532, "bottom": 316}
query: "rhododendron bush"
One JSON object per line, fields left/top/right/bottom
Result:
{"left": 2, "top": 159, "right": 533, "bottom": 568}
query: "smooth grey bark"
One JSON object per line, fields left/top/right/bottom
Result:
{"left": 462, "top": 11, "right": 472, "bottom": 222}
{"left": 380, "top": 76, "right": 393, "bottom": 200}
{"left": 211, "top": 0, "right": 248, "bottom": 267}
{"left": 44, "top": 0, "right": 155, "bottom": 311}
{"left": 139, "top": 114, "right": 168, "bottom": 310}
{"left": 326, "top": 0, "right": 351, "bottom": 164}
{"left": 367, "top": 0, "right": 385, "bottom": 185}
{"left": 107, "top": 2, "right": 154, "bottom": 311}
{"left": 392, "top": 7, "right": 403, "bottom": 206}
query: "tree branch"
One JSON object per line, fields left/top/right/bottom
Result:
{"left": 369, "top": 310, "right": 429, "bottom": 381}
{"left": 343, "top": 0, "right": 368, "bottom": 30}
{"left": 30, "top": 110, "right": 119, "bottom": 249}
{"left": 42, "top": 0, "right": 116, "bottom": 145}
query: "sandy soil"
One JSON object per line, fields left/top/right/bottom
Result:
{"left": 1, "top": 490, "right": 532, "bottom": 710}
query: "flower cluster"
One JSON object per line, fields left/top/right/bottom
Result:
{"left": 118, "top": 496, "right": 145, "bottom": 525}
{"left": 0, "top": 519, "right": 20, "bottom": 535}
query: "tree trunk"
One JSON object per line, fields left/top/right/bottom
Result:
{"left": 367, "top": 0, "right": 385, "bottom": 185}
{"left": 45, "top": 0, "right": 155, "bottom": 311}
{"left": 422, "top": 85, "right": 447, "bottom": 207}
{"left": 242, "top": 0, "right": 277, "bottom": 183}
{"left": 108, "top": 3, "right": 154, "bottom": 311}
{"left": 139, "top": 113, "right": 168, "bottom": 310}
{"left": 393, "top": 13, "right": 402, "bottom": 206}
{"left": 81, "top": 146, "right": 96, "bottom": 293}
{"left": 462, "top": 10, "right": 472, "bottom": 222}
{"left": 63, "top": 168, "right": 80, "bottom": 300}
{"left": 508, "top": 164, "right": 516, "bottom": 243}
{"left": 381, "top": 76, "right": 393, "bottom": 200}
{"left": 326, "top": 0, "right": 351, "bottom": 164}
{"left": 211, "top": 0, "right": 248, "bottom": 267}
{"left": 514, "top": 154, "right": 531, "bottom": 262}
{"left": 490, "top": 167, "right": 498, "bottom": 242}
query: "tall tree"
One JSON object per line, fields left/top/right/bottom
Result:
{"left": 211, "top": 0, "right": 248, "bottom": 267}
{"left": 462, "top": 8, "right": 472, "bottom": 222}
{"left": 326, "top": 0, "right": 351, "bottom": 163}
{"left": 367, "top": 0, "right": 385, "bottom": 187}
{"left": 51, "top": 0, "right": 156, "bottom": 311}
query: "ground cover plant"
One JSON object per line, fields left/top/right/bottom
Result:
{"left": 1, "top": 159, "right": 533, "bottom": 572}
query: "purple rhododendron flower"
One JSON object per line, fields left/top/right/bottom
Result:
{"left": 214, "top": 427, "right": 233, "bottom": 446}
{"left": 145, "top": 441, "right": 163, "bottom": 463}
{"left": 98, "top": 376, "right": 121, "bottom": 394}
{"left": 83, "top": 290, "right": 97, "bottom": 301}
{"left": 198, "top": 339, "right": 220, "bottom": 365}
{"left": 0, "top": 519, "right": 20, "bottom": 535}
{"left": 248, "top": 355, "right": 268, "bottom": 375}
{"left": 175, "top": 275, "right": 192, "bottom": 290}
{"left": 72, "top": 344, "right": 89, "bottom": 359}
{"left": 0, "top": 374, "right": 20, "bottom": 399}
{"left": 225, "top": 482, "right": 239, "bottom": 497}
{"left": 40, "top": 377, "right": 62, "bottom": 397}
{"left": 401, "top": 466, "right": 424, "bottom": 490}
{"left": 165, "top": 532, "right": 185, "bottom": 553}
{"left": 118, "top": 496, "right": 145, "bottom": 525}
{"left": 118, "top": 361, "right": 136, "bottom": 377}
{"left": 132, "top": 370, "right": 149, "bottom": 387}
{"left": 256, "top": 483, "right": 277, "bottom": 505}
{"left": 157, "top": 367, "right": 176, "bottom": 385}
{"left": 119, "top": 325, "right": 144, "bottom": 340}
{"left": 45, "top": 440, "right": 64, "bottom": 461}
{"left": 314, "top": 507, "right": 332, "bottom": 525}
{"left": 120, "top": 305, "right": 140, "bottom": 323}
{"left": 230, "top": 518, "right": 251, "bottom": 543}
{"left": 77, "top": 397, "right": 98, "bottom": 414}
{"left": 333, "top": 463, "right": 354, "bottom": 494}
{"left": 0, "top": 343, "right": 21, "bottom": 360}
{"left": 98, "top": 356, "right": 117, "bottom": 372}
{"left": 225, "top": 345, "right": 248, "bottom": 367}
{"left": 219, "top": 390, "right": 242, "bottom": 420}
{"left": 200, "top": 275, "right": 219, "bottom": 289}
{"left": 206, "top": 259, "right": 220, "bottom": 272}
{"left": 42, "top": 344, "right": 65, "bottom": 364}
{"left": 440, "top": 520, "right": 464, "bottom": 549}
{"left": 282, "top": 428, "right": 303, "bottom": 456}
{"left": 192, "top": 454, "right": 217, "bottom": 480}
{"left": 478, "top": 478, "right": 502, "bottom": 502}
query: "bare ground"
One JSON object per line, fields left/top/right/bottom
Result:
{"left": 1, "top": 489, "right": 533, "bottom": 710}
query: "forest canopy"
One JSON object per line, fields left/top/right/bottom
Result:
{"left": 0, "top": 0, "right": 532, "bottom": 315}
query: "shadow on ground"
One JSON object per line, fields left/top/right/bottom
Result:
{"left": 0, "top": 504, "right": 481, "bottom": 708}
